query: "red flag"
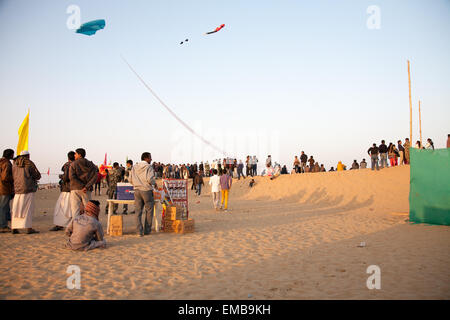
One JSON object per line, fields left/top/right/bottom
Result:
{"left": 103, "top": 153, "right": 107, "bottom": 166}
{"left": 47, "top": 168, "right": 50, "bottom": 176}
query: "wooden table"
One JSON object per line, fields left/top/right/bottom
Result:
{"left": 106, "top": 199, "right": 161, "bottom": 235}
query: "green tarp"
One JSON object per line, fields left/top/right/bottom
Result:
{"left": 409, "top": 148, "right": 450, "bottom": 225}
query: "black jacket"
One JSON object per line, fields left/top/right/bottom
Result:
{"left": 379, "top": 144, "right": 388, "bottom": 153}
{"left": 368, "top": 147, "right": 379, "bottom": 155}
{"left": 300, "top": 154, "right": 307, "bottom": 163}
{"left": 69, "top": 158, "right": 98, "bottom": 191}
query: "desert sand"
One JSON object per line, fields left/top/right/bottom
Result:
{"left": 0, "top": 165, "right": 449, "bottom": 300}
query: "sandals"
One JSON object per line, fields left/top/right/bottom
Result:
{"left": 26, "top": 229, "right": 40, "bottom": 234}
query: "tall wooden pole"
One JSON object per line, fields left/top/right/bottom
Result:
{"left": 418, "top": 100, "right": 422, "bottom": 147}
{"left": 407, "top": 60, "right": 413, "bottom": 144}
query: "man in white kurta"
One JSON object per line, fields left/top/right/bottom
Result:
{"left": 51, "top": 151, "right": 75, "bottom": 231}
{"left": 209, "top": 169, "right": 221, "bottom": 211}
{"left": 11, "top": 151, "right": 41, "bottom": 234}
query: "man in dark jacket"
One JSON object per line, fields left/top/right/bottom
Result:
{"left": 11, "top": 151, "right": 41, "bottom": 234}
{"left": 50, "top": 151, "right": 75, "bottom": 231}
{"left": 69, "top": 148, "right": 98, "bottom": 218}
{"left": 0, "top": 149, "right": 14, "bottom": 232}
{"left": 379, "top": 140, "right": 388, "bottom": 169}
{"left": 300, "top": 151, "right": 307, "bottom": 173}
{"left": 397, "top": 140, "right": 405, "bottom": 165}
{"left": 367, "top": 143, "right": 380, "bottom": 171}
{"left": 194, "top": 171, "right": 205, "bottom": 196}
{"left": 237, "top": 160, "right": 245, "bottom": 180}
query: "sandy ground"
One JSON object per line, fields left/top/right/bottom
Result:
{"left": 0, "top": 165, "right": 449, "bottom": 300}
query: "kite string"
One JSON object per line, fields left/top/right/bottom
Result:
{"left": 121, "top": 55, "right": 227, "bottom": 157}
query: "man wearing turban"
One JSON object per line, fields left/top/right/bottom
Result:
{"left": 66, "top": 200, "right": 106, "bottom": 251}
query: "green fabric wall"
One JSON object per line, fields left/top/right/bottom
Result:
{"left": 409, "top": 148, "right": 450, "bottom": 225}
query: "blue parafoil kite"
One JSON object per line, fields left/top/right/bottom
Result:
{"left": 76, "top": 19, "right": 106, "bottom": 36}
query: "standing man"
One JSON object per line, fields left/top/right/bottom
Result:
{"left": 129, "top": 152, "right": 156, "bottom": 237}
{"left": 122, "top": 159, "right": 133, "bottom": 214}
{"left": 106, "top": 162, "right": 122, "bottom": 215}
{"left": 237, "top": 160, "right": 245, "bottom": 180}
{"left": 252, "top": 156, "right": 258, "bottom": 177}
{"left": 403, "top": 138, "right": 411, "bottom": 164}
{"left": 11, "top": 151, "right": 41, "bottom": 234}
{"left": 397, "top": 140, "right": 405, "bottom": 165}
{"left": 447, "top": 134, "right": 450, "bottom": 148}
{"left": 209, "top": 169, "right": 221, "bottom": 211}
{"left": 367, "top": 143, "right": 380, "bottom": 171}
{"left": 293, "top": 156, "right": 300, "bottom": 173}
{"left": 219, "top": 169, "right": 232, "bottom": 212}
{"left": 245, "top": 156, "right": 251, "bottom": 177}
{"left": 0, "top": 149, "right": 14, "bottom": 232}
{"left": 119, "top": 164, "right": 126, "bottom": 181}
{"left": 69, "top": 148, "right": 98, "bottom": 218}
{"left": 379, "top": 140, "right": 388, "bottom": 169}
{"left": 300, "top": 151, "right": 307, "bottom": 173}
{"left": 204, "top": 161, "right": 210, "bottom": 177}
{"left": 94, "top": 171, "right": 102, "bottom": 196}
{"left": 194, "top": 171, "right": 204, "bottom": 196}
{"left": 50, "top": 151, "right": 75, "bottom": 231}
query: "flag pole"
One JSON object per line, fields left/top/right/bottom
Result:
{"left": 418, "top": 100, "right": 422, "bottom": 147}
{"left": 407, "top": 60, "right": 413, "bottom": 144}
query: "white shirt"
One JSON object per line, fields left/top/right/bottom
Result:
{"left": 209, "top": 175, "right": 221, "bottom": 192}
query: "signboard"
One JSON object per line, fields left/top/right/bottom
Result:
{"left": 162, "top": 179, "right": 189, "bottom": 219}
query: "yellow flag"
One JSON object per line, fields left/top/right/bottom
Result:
{"left": 17, "top": 111, "right": 29, "bottom": 155}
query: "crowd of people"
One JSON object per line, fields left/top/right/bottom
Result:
{"left": 291, "top": 151, "right": 328, "bottom": 173}
{"left": 288, "top": 137, "right": 438, "bottom": 173}
{"left": 148, "top": 156, "right": 260, "bottom": 181}
{"left": 0, "top": 134, "right": 447, "bottom": 250}
{"left": 0, "top": 147, "right": 241, "bottom": 247}
{"left": 365, "top": 137, "right": 436, "bottom": 170}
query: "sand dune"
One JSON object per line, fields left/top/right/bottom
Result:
{"left": 0, "top": 166, "right": 449, "bottom": 299}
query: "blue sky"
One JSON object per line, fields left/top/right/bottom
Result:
{"left": 0, "top": 0, "right": 449, "bottom": 179}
